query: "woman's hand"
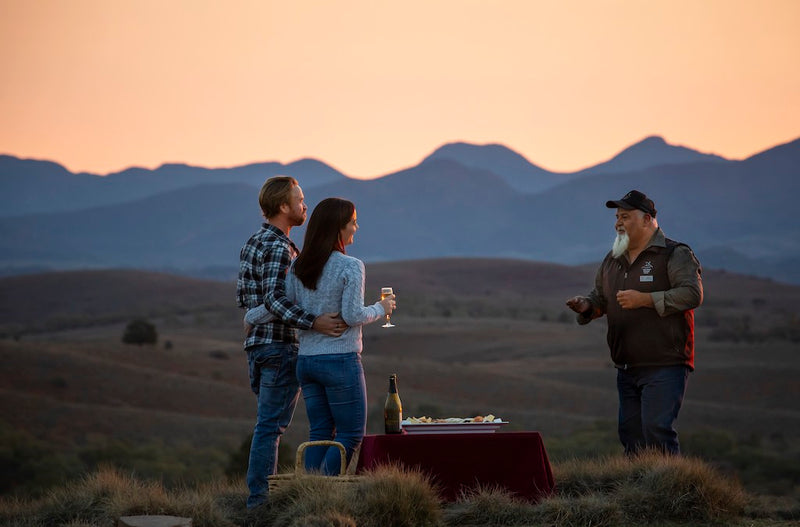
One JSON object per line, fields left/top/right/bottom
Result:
{"left": 380, "top": 293, "right": 396, "bottom": 315}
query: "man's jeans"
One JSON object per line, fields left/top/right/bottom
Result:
{"left": 296, "top": 353, "right": 367, "bottom": 475}
{"left": 617, "top": 365, "right": 690, "bottom": 456}
{"left": 246, "top": 343, "right": 300, "bottom": 509}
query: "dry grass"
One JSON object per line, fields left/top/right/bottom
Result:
{"left": 1, "top": 262, "right": 800, "bottom": 526}
{"left": 2, "top": 262, "right": 799, "bottom": 456}
{"left": 555, "top": 450, "right": 748, "bottom": 523}
{"left": 0, "top": 467, "right": 244, "bottom": 527}
{"left": 443, "top": 486, "right": 541, "bottom": 526}
{"left": 3, "top": 454, "right": 794, "bottom": 527}
{"left": 253, "top": 464, "right": 442, "bottom": 527}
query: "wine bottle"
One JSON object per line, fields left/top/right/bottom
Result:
{"left": 384, "top": 374, "right": 403, "bottom": 434}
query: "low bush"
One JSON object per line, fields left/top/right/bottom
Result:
{"left": 444, "top": 486, "right": 537, "bottom": 526}
{"left": 254, "top": 464, "right": 442, "bottom": 527}
{"left": 556, "top": 450, "right": 747, "bottom": 523}
{"left": 3, "top": 453, "right": 793, "bottom": 527}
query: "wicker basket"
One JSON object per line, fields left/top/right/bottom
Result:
{"left": 268, "top": 440, "right": 362, "bottom": 492}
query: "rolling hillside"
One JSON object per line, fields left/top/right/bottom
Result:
{"left": 1, "top": 260, "right": 798, "bottom": 460}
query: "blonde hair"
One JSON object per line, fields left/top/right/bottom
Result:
{"left": 258, "top": 176, "right": 298, "bottom": 219}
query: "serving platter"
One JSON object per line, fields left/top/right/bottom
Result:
{"left": 400, "top": 420, "right": 508, "bottom": 435}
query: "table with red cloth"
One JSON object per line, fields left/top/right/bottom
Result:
{"left": 355, "top": 431, "right": 555, "bottom": 502}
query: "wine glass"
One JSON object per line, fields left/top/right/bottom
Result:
{"left": 381, "top": 287, "right": 395, "bottom": 328}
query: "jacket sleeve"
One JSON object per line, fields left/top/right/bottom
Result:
{"left": 245, "top": 304, "right": 274, "bottom": 324}
{"left": 261, "top": 244, "right": 315, "bottom": 330}
{"left": 340, "top": 258, "right": 385, "bottom": 327}
{"left": 652, "top": 245, "right": 703, "bottom": 316}
{"left": 577, "top": 257, "right": 610, "bottom": 325}
{"left": 246, "top": 269, "right": 301, "bottom": 324}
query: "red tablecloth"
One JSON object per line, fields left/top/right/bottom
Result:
{"left": 355, "top": 431, "right": 555, "bottom": 502}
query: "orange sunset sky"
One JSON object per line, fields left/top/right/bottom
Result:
{"left": 1, "top": 0, "right": 798, "bottom": 179}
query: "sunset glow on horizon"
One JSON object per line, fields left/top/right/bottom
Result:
{"left": 1, "top": 0, "right": 798, "bottom": 179}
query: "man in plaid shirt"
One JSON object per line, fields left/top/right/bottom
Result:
{"left": 237, "top": 176, "right": 344, "bottom": 510}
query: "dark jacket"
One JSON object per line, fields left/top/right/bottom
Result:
{"left": 579, "top": 228, "right": 703, "bottom": 370}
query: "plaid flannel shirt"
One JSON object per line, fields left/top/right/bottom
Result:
{"left": 237, "top": 223, "right": 316, "bottom": 349}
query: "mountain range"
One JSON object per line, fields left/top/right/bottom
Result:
{"left": 1, "top": 135, "right": 798, "bottom": 283}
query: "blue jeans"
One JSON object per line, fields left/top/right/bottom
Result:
{"left": 617, "top": 365, "right": 690, "bottom": 456}
{"left": 296, "top": 353, "right": 367, "bottom": 476}
{"left": 245, "top": 343, "right": 300, "bottom": 509}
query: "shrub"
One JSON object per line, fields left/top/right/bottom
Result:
{"left": 444, "top": 486, "right": 537, "bottom": 526}
{"left": 555, "top": 450, "right": 747, "bottom": 523}
{"left": 8, "top": 467, "right": 241, "bottom": 527}
{"left": 255, "top": 465, "right": 442, "bottom": 527}
{"left": 290, "top": 511, "right": 357, "bottom": 527}
{"left": 33, "top": 468, "right": 171, "bottom": 526}
{"left": 533, "top": 493, "right": 621, "bottom": 527}
{"left": 0, "top": 423, "right": 78, "bottom": 497}
{"left": 261, "top": 476, "right": 353, "bottom": 527}
{"left": 209, "top": 350, "right": 229, "bottom": 360}
{"left": 351, "top": 465, "right": 442, "bottom": 527}
{"left": 122, "top": 318, "right": 158, "bottom": 345}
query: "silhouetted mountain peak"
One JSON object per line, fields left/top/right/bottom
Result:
{"left": 424, "top": 141, "right": 548, "bottom": 173}
{"left": 636, "top": 135, "right": 667, "bottom": 146}
{"left": 0, "top": 154, "right": 72, "bottom": 177}
{"left": 2, "top": 134, "right": 800, "bottom": 283}
{"left": 744, "top": 136, "right": 800, "bottom": 164}
{"left": 579, "top": 135, "right": 729, "bottom": 176}
{"left": 419, "top": 141, "right": 575, "bottom": 194}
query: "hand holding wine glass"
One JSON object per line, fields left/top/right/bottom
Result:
{"left": 380, "top": 287, "right": 396, "bottom": 328}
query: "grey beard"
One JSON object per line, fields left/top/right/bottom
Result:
{"left": 612, "top": 232, "right": 630, "bottom": 258}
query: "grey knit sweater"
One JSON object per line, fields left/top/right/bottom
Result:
{"left": 245, "top": 251, "right": 386, "bottom": 355}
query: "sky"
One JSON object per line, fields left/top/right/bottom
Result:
{"left": 1, "top": 0, "right": 798, "bottom": 179}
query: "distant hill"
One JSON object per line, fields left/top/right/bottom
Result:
{"left": 422, "top": 142, "right": 573, "bottom": 193}
{"left": 1, "top": 263, "right": 798, "bottom": 456}
{"left": 424, "top": 136, "right": 729, "bottom": 192}
{"left": 0, "top": 269, "right": 234, "bottom": 333}
{"left": 0, "top": 155, "right": 347, "bottom": 217}
{"left": 575, "top": 135, "right": 729, "bottom": 176}
{"left": 2, "top": 260, "right": 797, "bottom": 337}
{"left": 0, "top": 135, "right": 734, "bottom": 216}
{"left": 1, "top": 136, "right": 798, "bottom": 283}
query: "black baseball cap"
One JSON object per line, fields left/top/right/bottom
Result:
{"left": 605, "top": 190, "right": 657, "bottom": 217}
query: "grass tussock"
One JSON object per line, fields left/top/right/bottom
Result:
{"left": 445, "top": 486, "right": 622, "bottom": 527}
{"left": 1, "top": 466, "right": 244, "bottom": 527}
{"left": 555, "top": 450, "right": 748, "bottom": 523}
{"left": 351, "top": 464, "right": 442, "bottom": 527}
{"left": 252, "top": 464, "right": 442, "bottom": 527}
{"left": 533, "top": 493, "right": 622, "bottom": 527}
{"left": 4, "top": 452, "right": 793, "bottom": 527}
{"left": 444, "top": 486, "right": 537, "bottom": 526}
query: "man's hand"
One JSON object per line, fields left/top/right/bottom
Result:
{"left": 616, "top": 289, "right": 654, "bottom": 309}
{"left": 313, "top": 312, "right": 347, "bottom": 337}
{"left": 566, "top": 296, "right": 591, "bottom": 313}
{"left": 243, "top": 319, "right": 253, "bottom": 336}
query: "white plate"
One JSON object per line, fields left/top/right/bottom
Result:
{"left": 400, "top": 421, "right": 508, "bottom": 435}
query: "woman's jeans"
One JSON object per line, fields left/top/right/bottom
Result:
{"left": 617, "top": 365, "right": 690, "bottom": 456}
{"left": 296, "top": 352, "right": 367, "bottom": 475}
{"left": 246, "top": 343, "right": 300, "bottom": 509}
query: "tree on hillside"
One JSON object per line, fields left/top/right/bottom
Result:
{"left": 122, "top": 318, "right": 158, "bottom": 346}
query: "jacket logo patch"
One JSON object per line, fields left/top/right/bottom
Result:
{"left": 641, "top": 261, "right": 653, "bottom": 275}
{"left": 640, "top": 275, "right": 654, "bottom": 282}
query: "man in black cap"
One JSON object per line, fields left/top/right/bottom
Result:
{"left": 566, "top": 190, "right": 703, "bottom": 455}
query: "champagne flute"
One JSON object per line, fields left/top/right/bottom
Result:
{"left": 381, "top": 287, "right": 395, "bottom": 328}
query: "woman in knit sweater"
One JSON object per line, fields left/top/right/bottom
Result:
{"left": 245, "top": 197, "right": 395, "bottom": 474}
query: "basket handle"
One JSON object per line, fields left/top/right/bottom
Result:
{"left": 295, "top": 440, "right": 347, "bottom": 475}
